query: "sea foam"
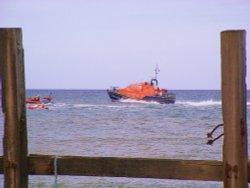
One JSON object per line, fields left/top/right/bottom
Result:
{"left": 177, "top": 100, "right": 221, "bottom": 107}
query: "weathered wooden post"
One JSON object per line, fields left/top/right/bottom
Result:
{"left": 221, "top": 30, "right": 248, "bottom": 187}
{"left": 0, "top": 28, "right": 28, "bottom": 188}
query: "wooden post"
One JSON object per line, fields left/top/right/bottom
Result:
{"left": 221, "top": 30, "right": 248, "bottom": 187}
{"left": 0, "top": 42, "right": 2, "bottom": 91}
{"left": 0, "top": 28, "right": 28, "bottom": 188}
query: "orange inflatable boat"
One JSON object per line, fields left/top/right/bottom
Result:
{"left": 28, "top": 103, "right": 48, "bottom": 110}
{"left": 26, "top": 93, "right": 53, "bottom": 104}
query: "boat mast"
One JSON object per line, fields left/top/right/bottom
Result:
{"left": 154, "top": 64, "right": 160, "bottom": 80}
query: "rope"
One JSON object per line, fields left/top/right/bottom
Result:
{"left": 54, "top": 156, "right": 58, "bottom": 188}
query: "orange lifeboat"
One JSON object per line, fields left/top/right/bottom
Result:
{"left": 107, "top": 66, "right": 176, "bottom": 104}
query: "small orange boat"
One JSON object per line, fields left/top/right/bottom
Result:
{"left": 28, "top": 103, "right": 48, "bottom": 110}
{"left": 26, "top": 95, "right": 41, "bottom": 104}
{"left": 26, "top": 93, "right": 53, "bottom": 104}
{"left": 107, "top": 65, "right": 176, "bottom": 104}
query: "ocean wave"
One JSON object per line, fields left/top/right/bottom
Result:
{"left": 177, "top": 100, "right": 250, "bottom": 107}
{"left": 37, "top": 100, "right": 250, "bottom": 110}
{"left": 51, "top": 103, "right": 139, "bottom": 109}
{"left": 73, "top": 104, "right": 136, "bottom": 109}
{"left": 53, "top": 103, "right": 67, "bottom": 107}
{"left": 120, "top": 99, "right": 160, "bottom": 105}
{"left": 73, "top": 104, "right": 97, "bottom": 108}
{"left": 177, "top": 100, "right": 221, "bottom": 107}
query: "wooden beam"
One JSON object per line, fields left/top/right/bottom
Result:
{"left": 0, "top": 156, "right": 239, "bottom": 181}
{"left": 0, "top": 155, "right": 223, "bottom": 181}
{"left": 0, "top": 41, "right": 2, "bottom": 89}
{"left": 0, "top": 28, "right": 28, "bottom": 188}
{"left": 221, "top": 30, "right": 248, "bottom": 188}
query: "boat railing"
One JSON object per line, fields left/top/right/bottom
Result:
{"left": 109, "top": 86, "right": 120, "bottom": 93}
{"left": 166, "top": 92, "right": 176, "bottom": 98}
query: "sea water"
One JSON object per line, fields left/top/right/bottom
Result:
{"left": 0, "top": 90, "right": 250, "bottom": 188}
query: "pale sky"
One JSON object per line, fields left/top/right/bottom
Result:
{"left": 1, "top": 0, "right": 250, "bottom": 89}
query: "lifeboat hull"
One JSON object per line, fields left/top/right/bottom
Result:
{"left": 143, "top": 95, "right": 175, "bottom": 104}
{"left": 107, "top": 90, "right": 125, "bottom": 101}
{"left": 107, "top": 90, "right": 175, "bottom": 104}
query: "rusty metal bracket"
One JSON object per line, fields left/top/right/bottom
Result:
{"left": 207, "top": 124, "right": 224, "bottom": 145}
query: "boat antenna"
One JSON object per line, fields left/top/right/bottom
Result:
{"left": 154, "top": 64, "right": 160, "bottom": 80}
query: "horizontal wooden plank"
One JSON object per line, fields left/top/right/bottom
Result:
{"left": 0, "top": 155, "right": 223, "bottom": 181}
{"left": 28, "top": 155, "right": 223, "bottom": 181}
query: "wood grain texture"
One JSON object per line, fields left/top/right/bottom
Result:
{"left": 0, "top": 28, "right": 28, "bottom": 188}
{"left": 0, "top": 155, "right": 225, "bottom": 181}
{"left": 221, "top": 30, "right": 248, "bottom": 188}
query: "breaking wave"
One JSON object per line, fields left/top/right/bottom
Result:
{"left": 177, "top": 100, "right": 221, "bottom": 107}
{"left": 120, "top": 99, "right": 160, "bottom": 105}
{"left": 177, "top": 100, "right": 250, "bottom": 107}
{"left": 32, "top": 100, "right": 250, "bottom": 111}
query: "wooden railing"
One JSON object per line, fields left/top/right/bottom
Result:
{"left": 0, "top": 155, "right": 223, "bottom": 181}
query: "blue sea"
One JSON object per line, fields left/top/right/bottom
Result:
{"left": 0, "top": 89, "right": 250, "bottom": 188}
